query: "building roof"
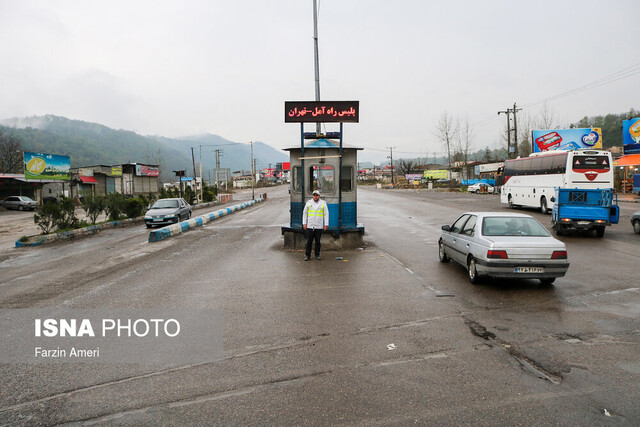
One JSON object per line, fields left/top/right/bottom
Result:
{"left": 284, "top": 138, "right": 363, "bottom": 151}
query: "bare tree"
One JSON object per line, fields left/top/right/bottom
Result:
{"left": 0, "top": 129, "right": 24, "bottom": 173}
{"left": 535, "top": 103, "right": 558, "bottom": 130}
{"left": 457, "top": 118, "right": 474, "bottom": 180}
{"left": 396, "top": 160, "right": 416, "bottom": 177}
{"left": 435, "top": 111, "right": 457, "bottom": 176}
{"left": 517, "top": 111, "right": 533, "bottom": 157}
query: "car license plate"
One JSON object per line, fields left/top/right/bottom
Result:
{"left": 153, "top": 219, "right": 162, "bottom": 222}
{"left": 577, "top": 221, "right": 590, "bottom": 225}
{"left": 514, "top": 267, "right": 544, "bottom": 273}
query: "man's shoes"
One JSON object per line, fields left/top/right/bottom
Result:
{"left": 304, "top": 256, "right": 310, "bottom": 261}
{"left": 315, "top": 255, "right": 322, "bottom": 260}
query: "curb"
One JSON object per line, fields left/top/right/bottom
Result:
{"left": 148, "top": 198, "right": 263, "bottom": 243}
{"left": 15, "top": 217, "right": 142, "bottom": 247}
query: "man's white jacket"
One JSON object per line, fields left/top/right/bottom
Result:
{"left": 302, "top": 198, "right": 329, "bottom": 229}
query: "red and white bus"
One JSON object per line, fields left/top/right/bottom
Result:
{"left": 499, "top": 150, "right": 613, "bottom": 213}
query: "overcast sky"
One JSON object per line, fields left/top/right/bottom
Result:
{"left": 1, "top": 0, "right": 639, "bottom": 162}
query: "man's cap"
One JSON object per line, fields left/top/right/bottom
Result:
{"left": 312, "top": 190, "right": 320, "bottom": 195}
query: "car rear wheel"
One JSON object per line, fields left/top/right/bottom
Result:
{"left": 467, "top": 257, "right": 481, "bottom": 284}
{"left": 633, "top": 219, "right": 640, "bottom": 234}
{"left": 595, "top": 226, "right": 605, "bottom": 238}
{"left": 540, "top": 197, "right": 548, "bottom": 214}
{"left": 438, "top": 240, "right": 449, "bottom": 263}
{"left": 539, "top": 278, "right": 555, "bottom": 286}
{"left": 553, "top": 224, "right": 563, "bottom": 236}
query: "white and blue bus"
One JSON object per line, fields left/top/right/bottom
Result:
{"left": 499, "top": 149, "right": 614, "bottom": 213}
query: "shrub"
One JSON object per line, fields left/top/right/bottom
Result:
{"left": 56, "top": 196, "right": 78, "bottom": 230}
{"left": 104, "top": 193, "right": 128, "bottom": 221}
{"left": 81, "top": 193, "right": 106, "bottom": 225}
{"left": 34, "top": 202, "right": 61, "bottom": 234}
{"left": 125, "top": 197, "right": 145, "bottom": 219}
{"left": 202, "top": 185, "right": 217, "bottom": 202}
{"left": 184, "top": 186, "right": 196, "bottom": 205}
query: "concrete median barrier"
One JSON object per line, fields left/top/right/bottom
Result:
{"left": 148, "top": 198, "right": 263, "bottom": 243}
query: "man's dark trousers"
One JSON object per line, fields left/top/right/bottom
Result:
{"left": 305, "top": 228, "right": 323, "bottom": 257}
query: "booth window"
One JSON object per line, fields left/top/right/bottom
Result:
{"left": 292, "top": 167, "right": 301, "bottom": 192}
{"left": 341, "top": 166, "right": 353, "bottom": 191}
{"left": 309, "top": 165, "right": 335, "bottom": 193}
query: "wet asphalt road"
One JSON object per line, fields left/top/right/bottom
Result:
{"left": 1, "top": 185, "right": 639, "bottom": 425}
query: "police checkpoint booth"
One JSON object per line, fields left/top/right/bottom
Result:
{"left": 281, "top": 101, "right": 364, "bottom": 250}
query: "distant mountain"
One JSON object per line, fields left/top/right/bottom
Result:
{"left": 0, "top": 115, "right": 287, "bottom": 182}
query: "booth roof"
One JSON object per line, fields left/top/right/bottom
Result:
{"left": 615, "top": 154, "right": 640, "bottom": 166}
{"left": 284, "top": 138, "right": 363, "bottom": 151}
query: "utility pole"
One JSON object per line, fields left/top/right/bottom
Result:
{"left": 199, "top": 145, "right": 203, "bottom": 201}
{"left": 250, "top": 141, "right": 255, "bottom": 199}
{"left": 499, "top": 104, "right": 522, "bottom": 159}
{"left": 498, "top": 108, "right": 512, "bottom": 159}
{"left": 387, "top": 146, "right": 395, "bottom": 186}
{"left": 190, "top": 147, "right": 198, "bottom": 201}
{"left": 511, "top": 102, "right": 522, "bottom": 158}
{"left": 313, "top": 0, "right": 321, "bottom": 137}
{"left": 214, "top": 149, "right": 223, "bottom": 187}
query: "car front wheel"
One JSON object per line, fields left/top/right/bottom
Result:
{"left": 540, "top": 278, "right": 555, "bottom": 286}
{"left": 633, "top": 219, "right": 640, "bottom": 234}
{"left": 467, "top": 257, "right": 481, "bottom": 284}
{"left": 438, "top": 240, "right": 449, "bottom": 263}
{"left": 18, "top": 205, "right": 24, "bottom": 211}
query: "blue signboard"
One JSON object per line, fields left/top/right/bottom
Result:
{"left": 531, "top": 128, "right": 602, "bottom": 153}
{"left": 622, "top": 117, "right": 640, "bottom": 155}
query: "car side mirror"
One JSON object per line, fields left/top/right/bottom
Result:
{"left": 441, "top": 225, "right": 451, "bottom": 231}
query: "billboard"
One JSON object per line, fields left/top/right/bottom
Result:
{"left": 423, "top": 170, "right": 448, "bottom": 180}
{"left": 622, "top": 117, "right": 640, "bottom": 155}
{"left": 23, "top": 152, "right": 70, "bottom": 181}
{"left": 531, "top": 128, "right": 602, "bottom": 153}
{"left": 135, "top": 164, "right": 159, "bottom": 177}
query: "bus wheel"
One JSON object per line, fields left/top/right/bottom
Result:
{"left": 508, "top": 195, "right": 514, "bottom": 208}
{"left": 540, "top": 197, "right": 548, "bottom": 214}
{"left": 595, "top": 226, "right": 605, "bottom": 238}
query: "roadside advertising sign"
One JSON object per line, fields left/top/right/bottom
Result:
{"left": 110, "top": 166, "right": 123, "bottom": 176}
{"left": 405, "top": 174, "right": 423, "bottom": 180}
{"left": 531, "top": 128, "right": 602, "bottom": 153}
{"left": 622, "top": 117, "right": 640, "bottom": 154}
{"left": 282, "top": 162, "right": 291, "bottom": 171}
{"left": 423, "top": 170, "right": 448, "bottom": 180}
{"left": 135, "top": 164, "right": 159, "bottom": 177}
{"left": 23, "top": 152, "right": 70, "bottom": 181}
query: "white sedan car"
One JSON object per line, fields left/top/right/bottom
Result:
{"left": 438, "top": 212, "right": 569, "bottom": 285}
{"left": 467, "top": 182, "right": 494, "bottom": 193}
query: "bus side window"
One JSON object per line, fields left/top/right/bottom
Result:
{"left": 540, "top": 155, "right": 553, "bottom": 174}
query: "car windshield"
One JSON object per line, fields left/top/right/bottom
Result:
{"left": 482, "top": 216, "right": 550, "bottom": 237}
{"left": 152, "top": 200, "right": 179, "bottom": 209}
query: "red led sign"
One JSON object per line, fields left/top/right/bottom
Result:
{"left": 285, "top": 101, "right": 359, "bottom": 123}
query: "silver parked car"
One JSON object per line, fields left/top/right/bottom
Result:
{"left": 438, "top": 212, "right": 569, "bottom": 285}
{"left": 632, "top": 211, "right": 640, "bottom": 234}
{"left": 144, "top": 198, "right": 191, "bottom": 228}
{"left": 0, "top": 196, "right": 38, "bottom": 211}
